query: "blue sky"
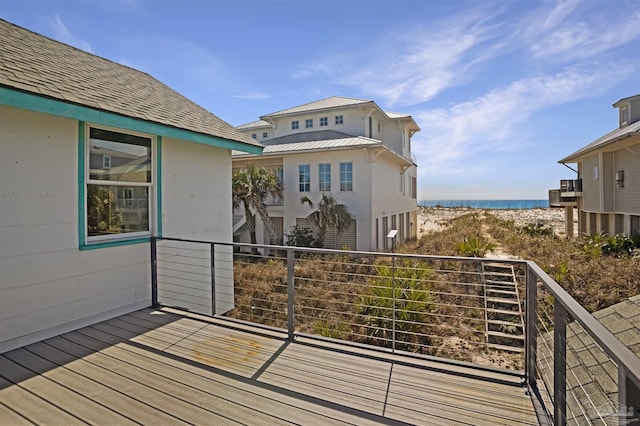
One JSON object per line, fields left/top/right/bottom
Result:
{"left": 2, "top": 0, "right": 639, "bottom": 200}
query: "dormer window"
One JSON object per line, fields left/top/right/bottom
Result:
{"left": 251, "top": 133, "right": 257, "bottom": 139}
{"left": 305, "top": 119, "right": 313, "bottom": 128}
{"left": 620, "top": 105, "right": 630, "bottom": 127}
{"left": 262, "top": 132, "right": 268, "bottom": 139}
{"left": 335, "top": 115, "right": 343, "bottom": 125}
{"left": 292, "top": 120, "right": 299, "bottom": 130}
{"left": 320, "top": 117, "right": 328, "bottom": 126}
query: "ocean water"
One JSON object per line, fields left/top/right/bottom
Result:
{"left": 418, "top": 199, "right": 549, "bottom": 209}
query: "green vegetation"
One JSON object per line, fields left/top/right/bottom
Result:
{"left": 232, "top": 164, "right": 283, "bottom": 250}
{"left": 285, "top": 225, "right": 315, "bottom": 248}
{"left": 455, "top": 235, "right": 497, "bottom": 257}
{"left": 300, "top": 193, "right": 353, "bottom": 248}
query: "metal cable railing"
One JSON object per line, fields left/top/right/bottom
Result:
{"left": 151, "top": 238, "right": 639, "bottom": 426}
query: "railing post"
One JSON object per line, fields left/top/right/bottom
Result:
{"left": 151, "top": 237, "right": 158, "bottom": 307}
{"left": 210, "top": 243, "right": 216, "bottom": 317}
{"left": 553, "top": 300, "right": 567, "bottom": 426}
{"left": 391, "top": 252, "right": 397, "bottom": 353}
{"left": 287, "top": 248, "right": 295, "bottom": 341}
{"left": 526, "top": 264, "right": 538, "bottom": 389}
{"left": 619, "top": 365, "right": 640, "bottom": 422}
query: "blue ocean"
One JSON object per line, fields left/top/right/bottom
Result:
{"left": 418, "top": 200, "right": 549, "bottom": 209}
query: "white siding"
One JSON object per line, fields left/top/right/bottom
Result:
{"left": 614, "top": 142, "right": 640, "bottom": 214}
{"left": 582, "top": 154, "right": 600, "bottom": 212}
{"left": 0, "top": 106, "right": 235, "bottom": 353}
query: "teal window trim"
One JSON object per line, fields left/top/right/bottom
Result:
{"left": 1, "top": 86, "right": 262, "bottom": 155}
{"left": 78, "top": 123, "right": 162, "bottom": 250}
{"left": 79, "top": 238, "right": 150, "bottom": 251}
{"left": 156, "top": 136, "right": 163, "bottom": 237}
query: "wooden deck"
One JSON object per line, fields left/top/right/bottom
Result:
{"left": 0, "top": 308, "right": 539, "bottom": 425}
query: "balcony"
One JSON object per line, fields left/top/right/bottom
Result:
{"left": 1, "top": 240, "right": 637, "bottom": 425}
{"left": 549, "top": 179, "right": 581, "bottom": 207}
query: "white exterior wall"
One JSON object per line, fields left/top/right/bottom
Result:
{"left": 613, "top": 141, "right": 640, "bottom": 214}
{"left": 581, "top": 154, "right": 601, "bottom": 212}
{"left": 0, "top": 106, "right": 236, "bottom": 353}
{"left": 279, "top": 149, "right": 373, "bottom": 250}
{"left": 269, "top": 108, "right": 367, "bottom": 139}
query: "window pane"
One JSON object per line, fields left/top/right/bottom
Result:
{"left": 87, "top": 184, "right": 149, "bottom": 236}
{"left": 340, "top": 162, "right": 352, "bottom": 191}
{"left": 89, "top": 128, "right": 151, "bottom": 182}
{"left": 299, "top": 165, "right": 310, "bottom": 192}
{"left": 319, "top": 163, "right": 331, "bottom": 191}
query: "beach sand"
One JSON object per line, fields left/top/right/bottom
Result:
{"left": 417, "top": 207, "right": 577, "bottom": 238}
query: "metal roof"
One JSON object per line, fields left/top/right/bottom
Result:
{"left": 234, "top": 136, "right": 380, "bottom": 157}
{"left": 263, "top": 130, "right": 354, "bottom": 146}
{"left": 236, "top": 119, "right": 271, "bottom": 130}
{"left": 384, "top": 111, "right": 410, "bottom": 119}
{"left": 261, "top": 96, "right": 372, "bottom": 118}
{"left": 559, "top": 121, "right": 640, "bottom": 163}
{"left": 0, "top": 19, "right": 260, "bottom": 149}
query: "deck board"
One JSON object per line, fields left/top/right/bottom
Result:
{"left": 0, "top": 307, "right": 538, "bottom": 425}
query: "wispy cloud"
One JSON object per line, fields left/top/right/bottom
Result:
{"left": 522, "top": 0, "right": 640, "bottom": 62}
{"left": 50, "top": 15, "right": 92, "bottom": 52}
{"left": 413, "top": 63, "right": 636, "bottom": 177}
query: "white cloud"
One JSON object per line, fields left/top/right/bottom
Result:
{"left": 523, "top": 0, "right": 640, "bottom": 62}
{"left": 50, "top": 15, "right": 92, "bottom": 53}
{"left": 413, "top": 63, "right": 636, "bottom": 177}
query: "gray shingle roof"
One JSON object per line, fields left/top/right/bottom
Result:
{"left": 261, "top": 96, "right": 372, "bottom": 118}
{"left": 0, "top": 19, "right": 260, "bottom": 149}
{"left": 559, "top": 121, "right": 640, "bottom": 163}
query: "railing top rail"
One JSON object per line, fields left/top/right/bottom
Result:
{"left": 526, "top": 261, "right": 640, "bottom": 385}
{"left": 152, "top": 236, "right": 527, "bottom": 265}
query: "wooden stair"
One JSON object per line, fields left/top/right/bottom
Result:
{"left": 482, "top": 263, "right": 525, "bottom": 353}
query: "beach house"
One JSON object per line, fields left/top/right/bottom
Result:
{"left": 550, "top": 94, "right": 640, "bottom": 237}
{"left": 0, "top": 19, "right": 262, "bottom": 353}
{"left": 233, "top": 96, "right": 420, "bottom": 251}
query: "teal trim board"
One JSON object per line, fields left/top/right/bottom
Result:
{"left": 77, "top": 121, "right": 86, "bottom": 247}
{"left": 0, "top": 87, "right": 263, "bottom": 155}
{"left": 156, "top": 136, "right": 163, "bottom": 237}
{"left": 79, "top": 238, "right": 150, "bottom": 251}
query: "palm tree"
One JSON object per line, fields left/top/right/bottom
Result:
{"left": 232, "top": 165, "right": 283, "bottom": 250}
{"left": 300, "top": 193, "right": 354, "bottom": 248}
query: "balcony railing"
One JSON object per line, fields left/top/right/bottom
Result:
{"left": 150, "top": 238, "right": 640, "bottom": 426}
{"left": 549, "top": 178, "right": 582, "bottom": 207}
{"left": 560, "top": 179, "right": 582, "bottom": 194}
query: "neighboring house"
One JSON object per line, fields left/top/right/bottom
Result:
{"left": 233, "top": 96, "right": 420, "bottom": 251}
{"left": 550, "top": 94, "right": 640, "bottom": 237}
{"left": 0, "top": 20, "right": 262, "bottom": 354}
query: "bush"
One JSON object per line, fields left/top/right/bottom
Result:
{"left": 285, "top": 225, "right": 316, "bottom": 247}
{"left": 357, "top": 260, "right": 435, "bottom": 351}
{"left": 455, "top": 235, "right": 497, "bottom": 257}
{"left": 520, "top": 221, "right": 554, "bottom": 238}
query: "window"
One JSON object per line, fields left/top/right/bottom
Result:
{"left": 320, "top": 117, "right": 328, "bottom": 126}
{"left": 262, "top": 132, "right": 268, "bottom": 139}
{"left": 340, "top": 162, "right": 352, "bottom": 191}
{"left": 319, "top": 163, "right": 331, "bottom": 191}
{"left": 410, "top": 176, "right": 417, "bottom": 199}
{"left": 292, "top": 120, "right": 299, "bottom": 130}
{"left": 102, "top": 155, "right": 111, "bottom": 169}
{"left": 299, "top": 164, "right": 310, "bottom": 192}
{"left": 86, "top": 126, "right": 153, "bottom": 242}
{"left": 335, "top": 115, "right": 343, "bottom": 125}
{"left": 251, "top": 133, "right": 257, "bottom": 139}
{"left": 305, "top": 119, "right": 313, "bottom": 128}
{"left": 400, "top": 172, "right": 405, "bottom": 194}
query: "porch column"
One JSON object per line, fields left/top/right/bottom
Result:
{"left": 565, "top": 206, "right": 574, "bottom": 238}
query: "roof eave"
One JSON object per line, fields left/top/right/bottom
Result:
{"left": 558, "top": 133, "right": 637, "bottom": 164}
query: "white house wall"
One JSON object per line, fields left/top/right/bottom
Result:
{"left": 0, "top": 106, "right": 236, "bottom": 353}
{"left": 613, "top": 142, "right": 640, "bottom": 214}
{"left": 0, "top": 106, "right": 150, "bottom": 353}
{"left": 581, "top": 154, "right": 600, "bottom": 212}
{"left": 269, "top": 108, "right": 368, "bottom": 139}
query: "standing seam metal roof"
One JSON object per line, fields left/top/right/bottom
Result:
{"left": 0, "top": 19, "right": 260, "bottom": 148}
{"left": 260, "top": 96, "right": 373, "bottom": 118}
{"left": 559, "top": 121, "right": 640, "bottom": 163}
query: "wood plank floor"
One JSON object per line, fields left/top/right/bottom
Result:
{"left": 0, "top": 308, "right": 539, "bottom": 425}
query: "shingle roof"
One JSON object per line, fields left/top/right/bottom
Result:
{"left": 261, "top": 96, "right": 372, "bottom": 118}
{"left": 559, "top": 121, "right": 640, "bottom": 163}
{"left": 0, "top": 19, "right": 260, "bottom": 148}
{"left": 236, "top": 119, "right": 271, "bottom": 130}
{"left": 263, "top": 130, "right": 355, "bottom": 146}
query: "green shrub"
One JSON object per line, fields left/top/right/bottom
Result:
{"left": 285, "top": 225, "right": 316, "bottom": 247}
{"left": 602, "top": 234, "right": 636, "bottom": 257}
{"left": 455, "top": 235, "right": 497, "bottom": 257}
{"left": 313, "top": 319, "right": 349, "bottom": 339}
{"left": 520, "top": 221, "right": 554, "bottom": 237}
{"left": 357, "top": 260, "right": 435, "bottom": 351}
